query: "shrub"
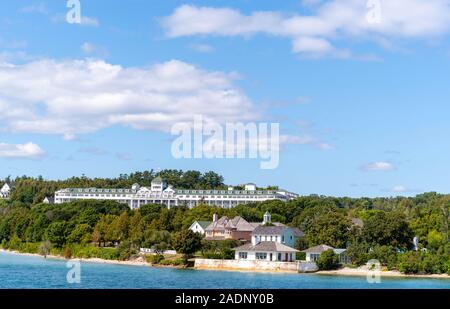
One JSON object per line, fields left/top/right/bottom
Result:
{"left": 203, "top": 252, "right": 223, "bottom": 259}
{"left": 63, "top": 247, "right": 72, "bottom": 259}
{"left": 146, "top": 254, "right": 164, "bottom": 264}
{"left": 117, "top": 241, "right": 136, "bottom": 261}
{"left": 316, "top": 250, "right": 340, "bottom": 270}
{"left": 159, "top": 258, "right": 186, "bottom": 266}
{"left": 296, "top": 252, "right": 306, "bottom": 261}
{"left": 369, "top": 245, "right": 398, "bottom": 269}
{"left": 397, "top": 251, "right": 421, "bottom": 274}
{"left": 420, "top": 253, "right": 446, "bottom": 274}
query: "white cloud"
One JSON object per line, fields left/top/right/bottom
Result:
{"left": 391, "top": 185, "right": 408, "bottom": 192}
{"left": 0, "top": 58, "right": 258, "bottom": 137}
{"left": 386, "top": 185, "right": 421, "bottom": 194}
{"left": 19, "top": 3, "right": 48, "bottom": 14}
{"left": 80, "top": 16, "right": 99, "bottom": 27}
{"left": 81, "top": 42, "right": 109, "bottom": 58}
{"left": 162, "top": 1, "right": 450, "bottom": 57}
{"left": 280, "top": 134, "right": 334, "bottom": 150}
{"left": 190, "top": 43, "right": 214, "bottom": 53}
{"left": 81, "top": 42, "right": 95, "bottom": 54}
{"left": 362, "top": 161, "right": 394, "bottom": 171}
{"left": 0, "top": 142, "right": 45, "bottom": 159}
{"left": 78, "top": 146, "right": 108, "bottom": 156}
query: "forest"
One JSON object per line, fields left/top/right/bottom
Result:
{"left": 0, "top": 170, "right": 449, "bottom": 274}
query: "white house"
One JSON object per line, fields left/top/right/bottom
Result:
{"left": 302, "top": 245, "right": 351, "bottom": 264}
{"left": 189, "top": 220, "right": 212, "bottom": 235}
{"left": 233, "top": 213, "right": 303, "bottom": 262}
{"left": 43, "top": 196, "right": 55, "bottom": 204}
{"left": 251, "top": 212, "right": 304, "bottom": 248}
{"left": 54, "top": 178, "right": 299, "bottom": 209}
{"left": 0, "top": 183, "right": 10, "bottom": 199}
{"left": 234, "top": 241, "right": 298, "bottom": 262}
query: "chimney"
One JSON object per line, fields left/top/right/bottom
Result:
{"left": 213, "top": 213, "right": 219, "bottom": 222}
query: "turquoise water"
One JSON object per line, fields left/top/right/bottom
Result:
{"left": 0, "top": 252, "right": 449, "bottom": 289}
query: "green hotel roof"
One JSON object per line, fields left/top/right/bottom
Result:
{"left": 57, "top": 187, "right": 298, "bottom": 197}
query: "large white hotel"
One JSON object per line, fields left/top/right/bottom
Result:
{"left": 54, "top": 177, "right": 299, "bottom": 209}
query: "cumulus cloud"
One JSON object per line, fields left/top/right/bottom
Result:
{"left": 0, "top": 58, "right": 258, "bottom": 137}
{"left": 0, "top": 142, "right": 45, "bottom": 159}
{"left": 361, "top": 161, "right": 394, "bottom": 171}
{"left": 162, "top": 1, "right": 450, "bottom": 57}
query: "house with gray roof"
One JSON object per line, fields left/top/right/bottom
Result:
{"left": 204, "top": 214, "right": 257, "bottom": 241}
{"left": 302, "top": 245, "right": 351, "bottom": 264}
{"left": 233, "top": 212, "right": 304, "bottom": 262}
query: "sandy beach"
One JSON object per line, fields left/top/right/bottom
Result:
{"left": 317, "top": 266, "right": 450, "bottom": 279}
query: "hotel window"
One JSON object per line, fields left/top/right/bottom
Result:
{"left": 256, "top": 253, "right": 267, "bottom": 260}
{"left": 239, "top": 252, "right": 247, "bottom": 259}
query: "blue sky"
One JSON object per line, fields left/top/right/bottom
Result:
{"left": 1, "top": 0, "right": 450, "bottom": 197}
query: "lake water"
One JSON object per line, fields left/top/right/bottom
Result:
{"left": 0, "top": 251, "right": 449, "bottom": 289}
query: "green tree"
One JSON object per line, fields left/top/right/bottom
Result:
{"left": 172, "top": 230, "right": 203, "bottom": 262}
{"left": 303, "top": 211, "right": 351, "bottom": 248}
{"left": 362, "top": 211, "right": 414, "bottom": 249}
{"left": 397, "top": 251, "right": 421, "bottom": 274}
{"left": 67, "top": 224, "right": 92, "bottom": 244}
{"left": 316, "top": 250, "right": 340, "bottom": 270}
{"left": 45, "top": 222, "right": 67, "bottom": 248}
{"left": 143, "top": 230, "right": 172, "bottom": 254}
{"left": 427, "top": 230, "right": 444, "bottom": 251}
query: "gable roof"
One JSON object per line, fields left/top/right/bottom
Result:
{"left": 301, "top": 245, "right": 347, "bottom": 255}
{"left": 1, "top": 183, "right": 10, "bottom": 193}
{"left": 151, "top": 176, "right": 164, "bottom": 183}
{"left": 252, "top": 225, "right": 304, "bottom": 237}
{"left": 205, "top": 216, "right": 256, "bottom": 232}
{"left": 253, "top": 225, "right": 286, "bottom": 235}
{"left": 292, "top": 228, "right": 304, "bottom": 237}
{"left": 234, "top": 241, "right": 299, "bottom": 253}
{"left": 196, "top": 220, "right": 212, "bottom": 229}
{"left": 301, "top": 245, "right": 335, "bottom": 254}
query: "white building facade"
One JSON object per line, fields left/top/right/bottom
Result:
{"left": 0, "top": 183, "right": 10, "bottom": 199}
{"left": 54, "top": 178, "right": 299, "bottom": 209}
{"left": 233, "top": 217, "right": 303, "bottom": 262}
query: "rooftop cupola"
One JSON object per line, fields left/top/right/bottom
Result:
{"left": 263, "top": 211, "right": 272, "bottom": 225}
{"left": 244, "top": 183, "right": 256, "bottom": 191}
{"left": 151, "top": 176, "right": 167, "bottom": 192}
